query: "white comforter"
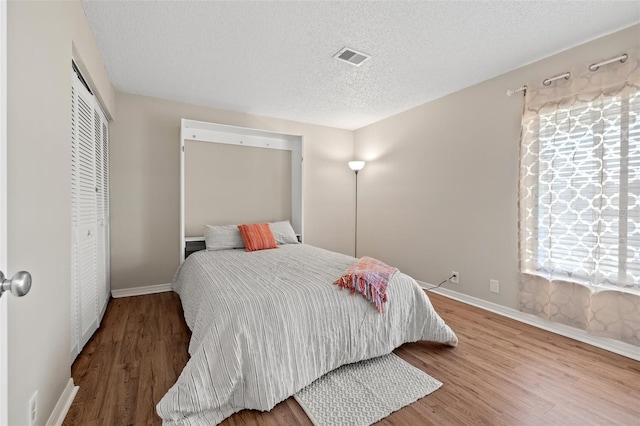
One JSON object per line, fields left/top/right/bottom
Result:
{"left": 157, "top": 244, "right": 457, "bottom": 425}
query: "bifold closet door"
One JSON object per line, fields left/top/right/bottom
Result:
{"left": 71, "top": 77, "right": 79, "bottom": 360}
{"left": 71, "top": 69, "right": 110, "bottom": 361}
{"left": 72, "top": 73, "right": 98, "bottom": 356}
{"left": 94, "top": 106, "right": 109, "bottom": 319}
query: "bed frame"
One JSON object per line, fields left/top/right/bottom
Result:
{"left": 180, "top": 119, "right": 303, "bottom": 261}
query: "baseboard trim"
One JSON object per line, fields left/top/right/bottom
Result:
{"left": 418, "top": 281, "right": 640, "bottom": 362}
{"left": 45, "top": 378, "right": 78, "bottom": 426}
{"left": 111, "top": 283, "right": 172, "bottom": 298}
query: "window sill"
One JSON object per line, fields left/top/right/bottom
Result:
{"left": 522, "top": 270, "right": 640, "bottom": 297}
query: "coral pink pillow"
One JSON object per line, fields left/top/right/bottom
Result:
{"left": 237, "top": 223, "right": 278, "bottom": 252}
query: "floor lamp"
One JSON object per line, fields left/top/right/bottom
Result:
{"left": 348, "top": 161, "right": 365, "bottom": 257}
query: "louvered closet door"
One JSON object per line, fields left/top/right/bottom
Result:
{"left": 71, "top": 66, "right": 111, "bottom": 362}
{"left": 95, "top": 106, "right": 110, "bottom": 320}
{"left": 72, "top": 73, "right": 99, "bottom": 353}
{"left": 70, "top": 74, "right": 80, "bottom": 360}
{"left": 101, "top": 116, "right": 110, "bottom": 308}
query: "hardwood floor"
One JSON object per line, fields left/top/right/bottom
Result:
{"left": 64, "top": 291, "right": 640, "bottom": 425}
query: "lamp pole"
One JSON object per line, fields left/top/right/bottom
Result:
{"left": 348, "top": 161, "right": 365, "bottom": 258}
{"left": 354, "top": 169, "right": 359, "bottom": 258}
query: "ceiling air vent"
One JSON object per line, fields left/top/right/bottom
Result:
{"left": 333, "top": 47, "right": 370, "bottom": 66}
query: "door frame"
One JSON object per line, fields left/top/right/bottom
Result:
{"left": 0, "top": 0, "right": 9, "bottom": 423}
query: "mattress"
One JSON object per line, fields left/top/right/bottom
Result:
{"left": 157, "top": 243, "right": 457, "bottom": 425}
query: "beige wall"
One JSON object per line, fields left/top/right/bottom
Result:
{"left": 109, "top": 93, "right": 354, "bottom": 290}
{"left": 5, "top": 6, "right": 634, "bottom": 424}
{"left": 184, "top": 142, "right": 292, "bottom": 237}
{"left": 354, "top": 25, "right": 640, "bottom": 309}
{"left": 7, "top": 1, "right": 114, "bottom": 424}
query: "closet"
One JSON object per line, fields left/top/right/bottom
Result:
{"left": 70, "top": 63, "right": 110, "bottom": 362}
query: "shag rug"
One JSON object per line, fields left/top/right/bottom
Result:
{"left": 293, "top": 353, "right": 442, "bottom": 425}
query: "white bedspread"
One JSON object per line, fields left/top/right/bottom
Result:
{"left": 157, "top": 244, "right": 457, "bottom": 425}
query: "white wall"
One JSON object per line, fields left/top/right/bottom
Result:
{"left": 353, "top": 24, "right": 640, "bottom": 309}
{"left": 7, "top": 1, "right": 114, "bottom": 424}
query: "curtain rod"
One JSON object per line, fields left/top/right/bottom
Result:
{"left": 543, "top": 72, "right": 571, "bottom": 86}
{"left": 589, "top": 53, "right": 627, "bottom": 72}
{"left": 506, "top": 52, "right": 628, "bottom": 96}
{"left": 506, "top": 86, "right": 527, "bottom": 96}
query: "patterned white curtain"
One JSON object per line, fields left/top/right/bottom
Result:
{"left": 518, "top": 49, "right": 640, "bottom": 346}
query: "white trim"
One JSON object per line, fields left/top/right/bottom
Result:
{"left": 419, "top": 281, "right": 640, "bottom": 362}
{"left": 111, "top": 283, "right": 172, "bottom": 299}
{"left": 180, "top": 119, "right": 304, "bottom": 262}
{"left": 0, "top": 300, "right": 5, "bottom": 426}
{"left": 185, "top": 236, "right": 205, "bottom": 242}
{"left": 186, "top": 128, "right": 295, "bottom": 151}
{"left": 45, "top": 379, "right": 78, "bottom": 426}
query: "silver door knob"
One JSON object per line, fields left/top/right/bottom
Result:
{"left": 0, "top": 271, "right": 32, "bottom": 298}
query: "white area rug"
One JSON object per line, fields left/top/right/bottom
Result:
{"left": 294, "top": 353, "right": 442, "bottom": 425}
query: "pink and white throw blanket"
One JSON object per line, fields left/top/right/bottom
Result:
{"left": 334, "top": 256, "right": 398, "bottom": 312}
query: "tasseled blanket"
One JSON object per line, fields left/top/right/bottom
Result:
{"left": 334, "top": 256, "right": 398, "bottom": 313}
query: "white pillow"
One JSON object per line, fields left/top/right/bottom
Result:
{"left": 269, "top": 221, "right": 299, "bottom": 245}
{"left": 204, "top": 225, "right": 245, "bottom": 251}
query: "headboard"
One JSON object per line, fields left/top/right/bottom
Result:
{"left": 180, "top": 119, "right": 303, "bottom": 261}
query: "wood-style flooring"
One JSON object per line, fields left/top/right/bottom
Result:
{"left": 64, "top": 291, "right": 640, "bottom": 425}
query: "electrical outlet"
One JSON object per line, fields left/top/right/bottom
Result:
{"left": 490, "top": 279, "right": 500, "bottom": 294}
{"left": 28, "top": 391, "right": 38, "bottom": 426}
{"left": 450, "top": 271, "right": 459, "bottom": 284}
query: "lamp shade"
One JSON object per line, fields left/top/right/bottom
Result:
{"left": 348, "top": 160, "right": 365, "bottom": 172}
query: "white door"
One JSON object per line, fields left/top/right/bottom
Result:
{"left": 71, "top": 72, "right": 99, "bottom": 358}
{"left": 1, "top": 0, "right": 8, "bottom": 423}
{"left": 0, "top": 4, "right": 31, "bottom": 423}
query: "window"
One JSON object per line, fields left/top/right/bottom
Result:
{"left": 520, "top": 85, "right": 640, "bottom": 292}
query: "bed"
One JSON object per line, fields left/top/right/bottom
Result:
{"left": 156, "top": 242, "right": 458, "bottom": 425}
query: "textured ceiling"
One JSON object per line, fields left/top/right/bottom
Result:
{"left": 82, "top": 1, "right": 640, "bottom": 130}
